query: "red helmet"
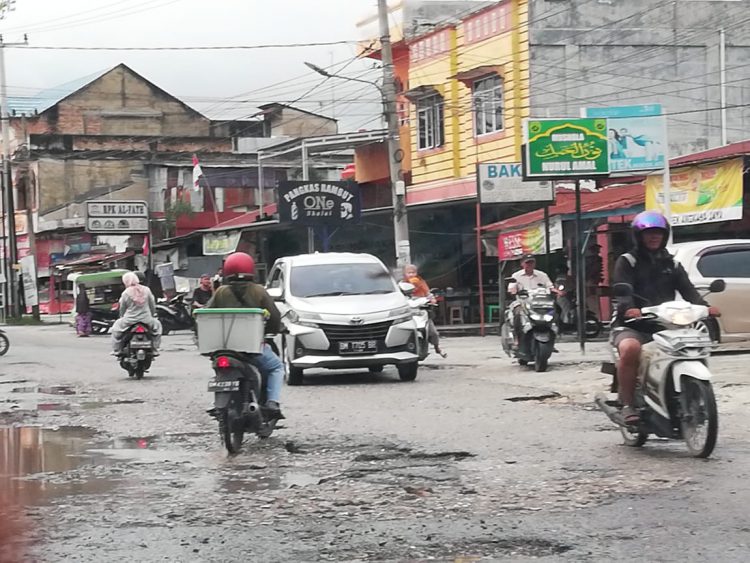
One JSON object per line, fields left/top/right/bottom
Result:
{"left": 223, "top": 252, "right": 255, "bottom": 281}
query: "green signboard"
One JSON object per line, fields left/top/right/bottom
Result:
{"left": 525, "top": 118, "right": 610, "bottom": 178}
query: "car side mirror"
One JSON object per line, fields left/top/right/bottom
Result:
{"left": 267, "top": 287, "right": 283, "bottom": 301}
{"left": 709, "top": 279, "right": 726, "bottom": 294}
{"left": 398, "top": 281, "right": 415, "bottom": 295}
{"left": 613, "top": 282, "right": 634, "bottom": 298}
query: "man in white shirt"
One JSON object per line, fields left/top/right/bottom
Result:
{"left": 508, "top": 255, "right": 556, "bottom": 352}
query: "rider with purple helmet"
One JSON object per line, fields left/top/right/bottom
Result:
{"left": 611, "top": 210, "right": 720, "bottom": 424}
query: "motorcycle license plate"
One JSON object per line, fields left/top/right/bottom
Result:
{"left": 130, "top": 341, "right": 152, "bottom": 349}
{"left": 339, "top": 340, "right": 377, "bottom": 354}
{"left": 208, "top": 379, "right": 240, "bottom": 392}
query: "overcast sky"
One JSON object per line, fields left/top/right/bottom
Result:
{"left": 0, "top": 0, "right": 387, "bottom": 131}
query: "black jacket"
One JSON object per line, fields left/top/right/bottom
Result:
{"left": 612, "top": 248, "right": 705, "bottom": 328}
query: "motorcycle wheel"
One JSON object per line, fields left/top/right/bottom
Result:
{"left": 134, "top": 363, "right": 145, "bottom": 380}
{"left": 585, "top": 313, "right": 602, "bottom": 339}
{"left": 681, "top": 377, "right": 718, "bottom": 458}
{"left": 534, "top": 341, "right": 553, "bottom": 372}
{"left": 620, "top": 426, "right": 648, "bottom": 447}
{"left": 500, "top": 323, "right": 513, "bottom": 357}
{"left": 0, "top": 333, "right": 9, "bottom": 356}
{"left": 219, "top": 406, "right": 244, "bottom": 454}
{"left": 92, "top": 324, "right": 108, "bottom": 335}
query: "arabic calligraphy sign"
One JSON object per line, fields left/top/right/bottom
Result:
{"left": 525, "top": 118, "right": 609, "bottom": 178}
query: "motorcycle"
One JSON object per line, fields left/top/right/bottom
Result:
{"left": 196, "top": 308, "right": 277, "bottom": 454}
{"left": 595, "top": 279, "right": 725, "bottom": 458}
{"left": 119, "top": 323, "right": 155, "bottom": 380}
{"left": 501, "top": 285, "right": 557, "bottom": 372}
{"left": 91, "top": 304, "right": 119, "bottom": 335}
{"left": 156, "top": 293, "right": 194, "bottom": 335}
{"left": 0, "top": 328, "right": 9, "bottom": 356}
{"left": 555, "top": 283, "right": 602, "bottom": 339}
{"left": 408, "top": 295, "right": 434, "bottom": 361}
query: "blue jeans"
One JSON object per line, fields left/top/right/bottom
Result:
{"left": 250, "top": 343, "right": 283, "bottom": 403}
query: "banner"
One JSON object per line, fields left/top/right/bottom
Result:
{"left": 497, "top": 215, "right": 563, "bottom": 260}
{"left": 202, "top": 231, "right": 241, "bottom": 256}
{"left": 19, "top": 255, "right": 38, "bottom": 307}
{"left": 645, "top": 158, "right": 743, "bottom": 226}
{"left": 477, "top": 163, "right": 553, "bottom": 204}
{"left": 277, "top": 181, "right": 360, "bottom": 226}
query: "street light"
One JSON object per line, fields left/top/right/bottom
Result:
{"left": 304, "top": 60, "right": 411, "bottom": 268}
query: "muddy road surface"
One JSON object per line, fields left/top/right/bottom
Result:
{"left": 2, "top": 325, "right": 750, "bottom": 562}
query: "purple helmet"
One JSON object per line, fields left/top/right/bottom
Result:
{"left": 631, "top": 210, "right": 670, "bottom": 248}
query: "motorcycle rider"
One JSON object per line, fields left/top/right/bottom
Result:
{"left": 508, "top": 255, "right": 556, "bottom": 353}
{"left": 612, "top": 210, "right": 720, "bottom": 425}
{"left": 191, "top": 274, "right": 214, "bottom": 311}
{"left": 111, "top": 272, "right": 162, "bottom": 356}
{"left": 403, "top": 264, "right": 447, "bottom": 358}
{"left": 204, "top": 252, "right": 284, "bottom": 419}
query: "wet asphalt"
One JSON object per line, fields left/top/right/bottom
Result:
{"left": 1, "top": 324, "right": 750, "bottom": 562}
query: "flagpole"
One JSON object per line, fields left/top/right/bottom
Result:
{"left": 193, "top": 154, "right": 220, "bottom": 226}
{"left": 203, "top": 175, "right": 220, "bottom": 226}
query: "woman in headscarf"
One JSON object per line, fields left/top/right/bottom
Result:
{"left": 111, "top": 271, "right": 162, "bottom": 355}
{"left": 75, "top": 283, "right": 92, "bottom": 337}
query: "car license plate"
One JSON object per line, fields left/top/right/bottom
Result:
{"left": 208, "top": 379, "right": 240, "bottom": 392}
{"left": 339, "top": 340, "right": 378, "bottom": 354}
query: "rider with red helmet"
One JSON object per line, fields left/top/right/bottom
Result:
{"left": 205, "top": 252, "right": 284, "bottom": 418}
{"left": 612, "top": 211, "right": 720, "bottom": 424}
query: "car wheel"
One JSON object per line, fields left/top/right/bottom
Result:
{"left": 283, "top": 341, "right": 304, "bottom": 386}
{"left": 397, "top": 362, "right": 418, "bottom": 382}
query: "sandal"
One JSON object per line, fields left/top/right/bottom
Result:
{"left": 621, "top": 405, "right": 640, "bottom": 426}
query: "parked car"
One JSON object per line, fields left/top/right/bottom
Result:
{"left": 266, "top": 252, "right": 419, "bottom": 385}
{"left": 265, "top": 252, "right": 420, "bottom": 385}
{"left": 670, "top": 239, "right": 750, "bottom": 343}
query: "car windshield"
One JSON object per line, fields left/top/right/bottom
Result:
{"left": 290, "top": 263, "right": 396, "bottom": 298}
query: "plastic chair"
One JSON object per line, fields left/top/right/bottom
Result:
{"left": 449, "top": 306, "right": 464, "bottom": 325}
{"left": 487, "top": 304, "right": 501, "bottom": 323}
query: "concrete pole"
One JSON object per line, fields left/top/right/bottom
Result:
{"left": 377, "top": 0, "right": 411, "bottom": 269}
{"left": 301, "top": 142, "right": 314, "bottom": 253}
{"left": 720, "top": 28, "right": 727, "bottom": 147}
{"left": 257, "top": 152, "right": 264, "bottom": 218}
{"left": 0, "top": 42, "right": 19, "bottom": 317}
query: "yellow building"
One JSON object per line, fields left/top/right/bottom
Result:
{"left": 403, "top": 0, "right": 529, "bottom": 205}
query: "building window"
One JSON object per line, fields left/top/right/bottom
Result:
{"left": 473, "top": 75, "right": 503, "bottom": 136}
{"left": 416, "top": 94, "right": 445, "bottom": 150}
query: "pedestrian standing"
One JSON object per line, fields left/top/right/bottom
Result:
{"left": 75, "top": 283, "right": 92, "bottom": 337}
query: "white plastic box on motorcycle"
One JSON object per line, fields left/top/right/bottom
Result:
{"left": 597, "top": 281, "right": 725, "bottom": 458}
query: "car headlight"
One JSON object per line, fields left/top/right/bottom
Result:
{"left": 389, "top": 306, "right": 412, "bottom": 318}
{"left": 286, "top": 310, "right": 322, "bottom": 328}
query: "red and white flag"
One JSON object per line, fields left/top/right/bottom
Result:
{"left": 192, "top": 154, "right": 204, "bottom": 191}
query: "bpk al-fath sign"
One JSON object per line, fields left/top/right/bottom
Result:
{"left": 277, "top": 181, "right": 360, "bottom": 226}
{"left": 525, "top": 118, "right": 609, "bottom": 178}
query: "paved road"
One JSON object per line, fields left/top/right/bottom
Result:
{"left": 1, "top": 325, "right": 750, "bottom": 561}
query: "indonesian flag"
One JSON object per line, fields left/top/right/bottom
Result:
{"left": 142, "top": 235, "right": 149, "bottom": 256}
{"left": 192, "top": 154, "right": 204, "bottom": 191}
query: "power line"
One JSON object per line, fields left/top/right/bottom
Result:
{"left": 11, "top": 41, "right": 360, "bottom": 51}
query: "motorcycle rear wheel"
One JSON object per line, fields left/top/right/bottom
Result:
{"left": 219, "top": 407, "right": 244, "bottom": 454}
{"left": 534, "top": 341, "right": 553, "bottom": 372}
{"left": 0, "top": 333, "right": 9, "bottom": 356}
{"left": 681, "top": 378, "right": 718, "bottom": 458}
{"left": 620, "top": 426, "right": 648, "bottom": 447}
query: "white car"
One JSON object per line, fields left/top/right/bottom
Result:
{"left": 266, "top": 252, "right": 420, "bottom": 385}
{"left": 670, "top": 239, "right": 750, "bottom": 343}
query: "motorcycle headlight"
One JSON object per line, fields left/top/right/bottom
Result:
{"left": 668, "top": 309, "right": 701, "bottom": 326}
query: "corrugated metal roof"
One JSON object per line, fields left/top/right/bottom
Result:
{"left": 8, "top": 68, "right": 109, "bottom": 116}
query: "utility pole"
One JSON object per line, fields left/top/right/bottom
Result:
{"left": 0, "top": 32, "right": 27, "bottom": 318}
{"left": 377, "top": 0, "right": 411, "bottom": 269}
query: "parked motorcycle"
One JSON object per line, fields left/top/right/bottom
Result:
{"left": 118, "top": 323, "right": 155, "bottom": 380}
{"left": 501, "top": 285, "right": 557, "bottom": 372}
{"left": 196, "top": 308, "right": 277, "bottom": 454}
{"left": 91, "top": 304, "right": 119, "bottom": 335}
{"left": 555, "top": 283, "right": 602, "bottom": 339}
{"left": 595, "top": 279, "right": 725, "bottom": 458}
{"left": 156, "top": 293, "right": 194, "bottom": 335}
{"left": 0, "top": 328, "right": 9, "bottom": 356}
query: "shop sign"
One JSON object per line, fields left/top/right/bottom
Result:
{"left": 525, "top": 118, "right": 609, "bottom": 178}
{"left": 584, "top": 105, "right": 666, "bottom": 173}
{"left": 477, "top": 163, "right": 553, "bottom": 204}
{"left": 202, "top": 230, "right": 241, "bottom": 256}
{"left": 86, "top": 200, "right": 149, "bottom": 234}
{"left": 645, "top": 158, "right": 743, "bottom": 226}
{"left": 497, "top": 215, "right": 563, "bottom": 261}
{"left": 277, "top": 181, "right": 360, "bottom": 226}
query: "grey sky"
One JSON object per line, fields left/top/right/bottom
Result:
{"left": 0, "top": 0, "right": 385, "bottom": 131}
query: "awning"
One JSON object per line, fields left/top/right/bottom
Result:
{"left": 53, "top": 251, "right": 135, "bottom": 269}
{"left": 481, "top": 183, "right": 645, "bottom": 233}
{"left": 402, "top": 85, "right": 441, "bottom": 102}
{"left": 450, "top": 65, "right": 501, "bottom": 84}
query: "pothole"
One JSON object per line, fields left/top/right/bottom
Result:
{"left": 506, "top": 392, "right": 562, "bottom": 402}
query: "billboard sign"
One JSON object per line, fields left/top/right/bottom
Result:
{"left": 525, "top": 118, "right": 609, "bottom": 178}
{"left": 645, "top": 157, "right": 743, "bottom": 226}
{"left": 497, "top": 215, "right": 563, "bottom": 260}
{"left": 86, "top": 200, "right": 149, "bottom": 234}
{"left": 584, "top": 104, "right": 666, "bottom": 173}
{"left": 277, "top": 181, "right": 360, "bottom": 226}
{"left": 477, "top": 163, "right": 554, "bottom": 204}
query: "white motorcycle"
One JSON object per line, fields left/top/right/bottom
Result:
{"left": 596, "top": 279, "right": 725, "bottom": 458}
{"left": 408, "top": 295, "right": 432, "bottom": 361}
